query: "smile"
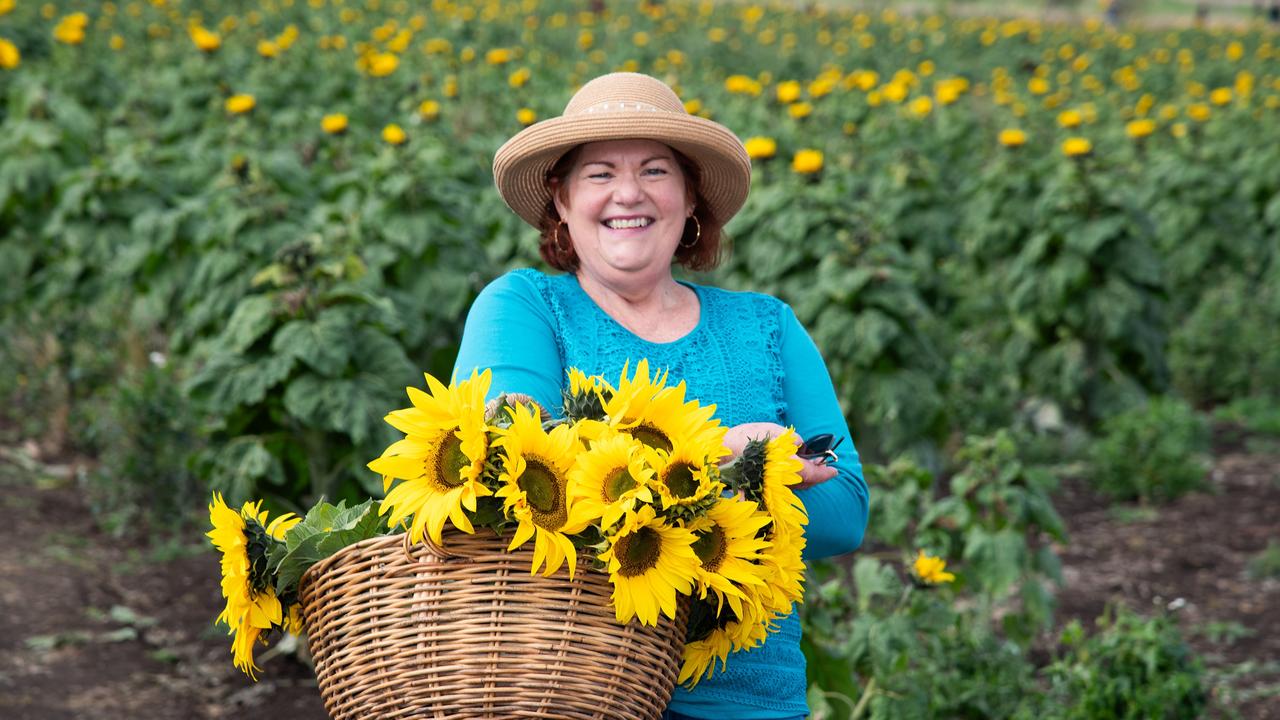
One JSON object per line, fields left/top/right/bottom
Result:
{"left": 603, "top": 217, "right": 653, "bottom": 229}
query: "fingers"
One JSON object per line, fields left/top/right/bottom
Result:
{"left": 794, "top": 458, "right": 838, "bottom": 489}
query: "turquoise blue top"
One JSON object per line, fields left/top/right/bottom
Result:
{"left": 454, "top": 268, "right": 869, "bottom": 719}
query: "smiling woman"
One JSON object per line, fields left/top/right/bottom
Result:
{"left": 454, "top": 73, "right": 870, "bottom": 720}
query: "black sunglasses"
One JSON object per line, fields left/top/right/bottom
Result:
{"left": 798, "top": 433, "right": 844, "bottom": 464}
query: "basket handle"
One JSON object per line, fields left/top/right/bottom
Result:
{"left": 401, "top": 530, "right": 462, "bottom": 564}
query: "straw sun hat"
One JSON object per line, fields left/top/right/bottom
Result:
{"left": 493, "top": 72, "right": 752, "bottom": 229}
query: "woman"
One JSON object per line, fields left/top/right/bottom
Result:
{"left": 455, "top": 72, "right": 869, "bottom": 720}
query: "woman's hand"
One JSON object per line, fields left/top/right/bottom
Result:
{"left": 722, "top": 422, "right": 838, "bottom": 490}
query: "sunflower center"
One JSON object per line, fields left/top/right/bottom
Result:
{"left": 603, "top": 466, "right": 637, "bottom": 502}
{"left": 432, "top": 431, "right": 472, "bottom": 488}
{"left": 519, "top": 458, "right": 568, "bottom": 528}
{"left": 631, "top": 423, "right": 672, "bottom": 452}
{"left": 664, "top": 462, "right": 699, "bottom": 498}
{"left": 691, "top": 526, "right": 728, "bottom": 572}
{"left": 616, "top": 526, "right": 662, "bottom": 577}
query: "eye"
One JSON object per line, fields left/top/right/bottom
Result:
{"left": 642, "top": 166, "right": 669, "bottom": 176}
{"left": 587, "top": 171, "right": 613, "bottom": 180}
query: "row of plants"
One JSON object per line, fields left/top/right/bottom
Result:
{"left": 2, "top": 1, "right": 1276, "bottom": 715}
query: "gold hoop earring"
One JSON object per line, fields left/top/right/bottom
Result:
{"left": 680, "top": 216, "right": 701, "bottom": 249}
{"left": 553, "top": 220, "right": 571, "bottom": 255}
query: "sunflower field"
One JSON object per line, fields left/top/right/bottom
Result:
{"left": 2, "top": 0, "right": 1278, "bottom": 716}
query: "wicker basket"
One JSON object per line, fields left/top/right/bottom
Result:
{"left": 298, "top": 530, "right": 689, "bottom": 720}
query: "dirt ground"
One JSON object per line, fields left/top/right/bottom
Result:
{"left": 0, "top": 432, "right": 1276, "bottom": 720}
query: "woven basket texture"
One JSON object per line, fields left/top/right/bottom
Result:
{"left": 298, "top": 531, "right": 689, "bottom": 720}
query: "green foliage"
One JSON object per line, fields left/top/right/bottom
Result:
{"left": 1170, "top": 275, "right": 1280, "bottom": 407}
{"left": 1042, "top": 608, "right": 1208, "bottom": 720}
{"left": 863, "top": 433, "right": 1066, "bottom": 643}
{"left": 1090, "top": 397, "right": 1211, "bottom": 504}
{"left": 803, "top": 557, "right": 1043, "bottom": 720}
{"left": 81, "top": 362, "right": 204, "bottom": 536}
{"left": 267, "top": 499, "right": 385, "bottom": 597}
{"left": 1214, "top": 397, "right": 1280, "bottom": 437}
{"left": 1247, "top": 540, "right": 1280, "bottom": 581}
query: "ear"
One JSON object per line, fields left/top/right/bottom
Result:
{"left": 551, "top": 180, "right": 570, "bottom": 221}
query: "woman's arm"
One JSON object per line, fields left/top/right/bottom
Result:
{"left": 453, "top": 271, "right": 564, "bottom": 411}
{"left": 777, "top": 303, "right": 870, "bottom": 561}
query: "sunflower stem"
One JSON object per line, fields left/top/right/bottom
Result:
{"left": 849, "top": 676, "right": 877, "bottom": 720}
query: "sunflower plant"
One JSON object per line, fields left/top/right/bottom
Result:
{"left": 208, "top": 361, "right": 810, "bottom": 687}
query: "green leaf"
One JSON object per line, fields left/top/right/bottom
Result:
{"left": 271, "top": 310, "right": 352, "bottom": 376}
{"left": 221, "top": 295, "right": 279, "bottom": 353}
{"left": 271, "top": 499, "right": 385, "bottom": 596}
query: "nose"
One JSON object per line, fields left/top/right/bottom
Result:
{"left": 611, "top": 171, "right": 644, "bottom": 205}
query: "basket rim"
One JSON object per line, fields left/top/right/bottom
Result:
{"left": 298, "top": 528, "right": 609, "bottom": 593}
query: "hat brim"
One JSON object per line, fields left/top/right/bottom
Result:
{"left": 494, "top": 112, "right": 752, "bottom": 228}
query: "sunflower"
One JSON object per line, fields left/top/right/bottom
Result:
{"left": 567, "top": 431, "right": 656, "bottom": 531}
{"left": 757, "top": 521, "right": 807, "bottom": 613}
{"left": 370, "top": 369, "right": 492, "bottom": 546}
{"left": 678, "top": 598, "right": 773, "bottom": 688}
{"left": 562, "top": 366, "right": 613, "bottom": 428}
{"left": 494, "top": 403, "right": 592, "bottom": 578}
{"left": 760, "top": 430, "right": 808, "bottom": 537}
{"left": 207, "top": 493, "right": 300, "bottom": 679}
{"left": 604, "top": 360, "right": 727, "bottom": 457}
{"left": 599, "top": 504, "right": 700, "bottom": 626}
{"left": 650, "top": 440, "right": 725, "bottom": 521}
{"left": 687, "top": 496, "right": 773, "bottom": 619}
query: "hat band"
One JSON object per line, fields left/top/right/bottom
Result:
{"left": 578, "top": 100, "right": 668, "bottom": 115}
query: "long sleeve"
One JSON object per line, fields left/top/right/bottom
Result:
{"left": 452, "top": 270, "right": 564, "bottom": 411}
{"left": 777, "top": 303, "right": 870, "bottom": 560}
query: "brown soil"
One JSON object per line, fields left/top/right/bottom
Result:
{"left": 0, "top": 436, "right": 1276, "bottom": 720}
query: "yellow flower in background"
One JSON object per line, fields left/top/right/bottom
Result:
{"left": 443, "top": 75, "right": 459, "bottom": 98}
{"left": 371, "top": 369, "right": 493, "bottom": 547}
{"left": 1028, "top": 77, "right": 1050, "bottom": 94}
{"left": 1171, "top": 122, "right": 1188, "bottom": 138}
{"left": 257, "top": 39, "right": 280, "bottom": 58}
{"left": 791, "top": 148, "right": 823, "bottom": 175}
{"left": 724, "top": 74, "right": 762, "bottom": 96}
{"left": 1187, "top": 103, "right": 1211, "bottom": 122}
{"left": 1057, "top": 109, "right": 1082, "bottom": 128}
{"left": 109, "top": 34, "right": 124, "bottom": 50}
{"left": 1226, "top": 40, "right": 1244, "bottom": 61}
{"left": 321, "top": 113, "right": 348, "bottom": 134}
{"left": 0, "top": 0, "right": 13, "bottom": 16}
{"left": 881, "top": 82, "right": 908, "bottom": 103}
{"left": 913, "top": 550, "right": 956, "bottom": 585}
{"left": 367, "top": 52, "right": 399, "bottom": 77}
{"left": 189, "top": 25, "right": 221, "bottom": 52}
{"left": 908, "top": 96, "right": 933, "bottom": 117}
{"left": 775, "top": 80, "right": 802, "bottom": 103}
{"left": 418, "top": 99, "right": 440, "bottom": 121}
{"left": 787, "top": 101, "right": 812, "bottom": 119}
{"left": 381, "top": 123, "right": 407, "bottom": 145}
{"left": 683, "top": 98, "right": 703, "bottom": 115}
{"left": 516, "top": 107, "right": 536, "bottom": 126}
{"left": 599, "top": 503, "right": 699, "bottom": 626}
{"left": 1125, "top": 118, "right": 1156, "bottom": 139}
{"left": 0, "top": 38, "right": 19, "bottom": 69}
{"left": 1062, "top": 136, "right": 1092, "bottom": 157}
{"left": 225, "top": 93, "right": 255, "bottom": 114}
{"left": 743, "top": 136, "right": 777, "bottom": 160}
{"left": 509, "top": 67, "right": 530, "bottom": 88}
{"left": 998, "top": 128, "right": 1027, "bottom": 147}
{"left": 1209, "top": 87, "right": 1232, "bottom": 106}
{"left": 53, "top": 17, "right": 87, "bottom": 45}
{"left": 485, "top": 47, "right": 513, "bottom": 65}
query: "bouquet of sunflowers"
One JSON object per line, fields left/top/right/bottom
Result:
{"left": 208, "top": 360, "right": 807, "bottom": 689}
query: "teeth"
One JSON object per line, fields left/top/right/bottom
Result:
{"left": 605, "top": 217, "right": 652, "bottom": 229}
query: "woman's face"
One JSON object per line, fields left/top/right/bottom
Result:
{"left": 554, "top": 139, "right": 692, "bottom": 287}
